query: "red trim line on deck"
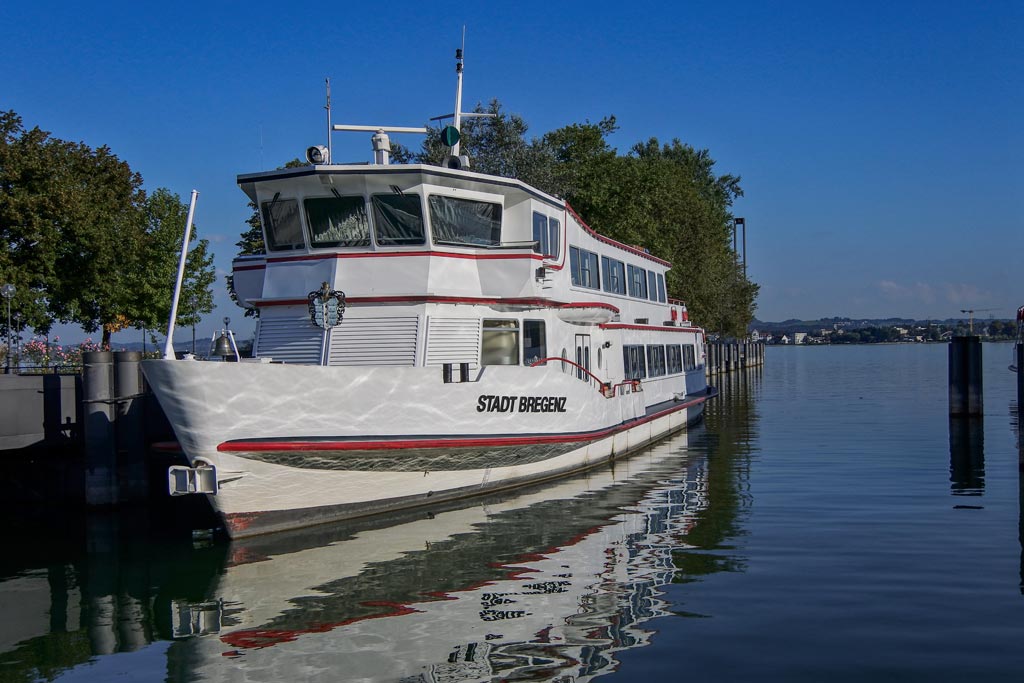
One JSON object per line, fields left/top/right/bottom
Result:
{"left": 565, "top": 203, "right": 672, "bottom": 268}
{"left": 263, "top": 250, "right": 542, "bottom": 265}
{"left": 253, "top": 295, "right": 618, "bottom": 309}
{"left": 216, "top": 393, "right": 710, "bottom": 453}
{"left": 599, "top": 322, "right": 705, "bottom": 334}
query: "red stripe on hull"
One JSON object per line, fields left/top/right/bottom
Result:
{"left": 217, "top": 394, "right": 709, "bottom": 453}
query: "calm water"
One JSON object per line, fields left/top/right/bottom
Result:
{"left": 2, "top": 344, "right": 1022, "bottom": 682}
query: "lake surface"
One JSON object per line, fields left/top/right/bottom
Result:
{"left": 2, "top": 343, "right": 1022, "bottom": 682}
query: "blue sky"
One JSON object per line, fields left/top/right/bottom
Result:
{"left": 4, "top": 0, "right": 1021, "bottom": 343}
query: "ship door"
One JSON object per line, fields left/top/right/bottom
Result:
{"left": 574, "top": 334, "right": 591, "bottom": 383}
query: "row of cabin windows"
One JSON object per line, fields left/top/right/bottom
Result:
{"left": 569, "top": 247, "right": 668, "bottom": 303}
{"left": 481, "top": 319, "right": 547, "bottom": 366}
{"left": 262, "top": 193, "right": 508, "bottom": 252}
{"left": 622, "top": 343, "right": 698, "bottom": 380}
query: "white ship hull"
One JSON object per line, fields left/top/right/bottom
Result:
{"left": 143, "top": 358, "right": 712, "bottom": 537}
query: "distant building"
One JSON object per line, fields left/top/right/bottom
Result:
{"left": 794, "top": 332, "right": 807, "bottom": 345}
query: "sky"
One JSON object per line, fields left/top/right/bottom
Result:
{"left": 3, "top": 0, "right": 1022, "bottom": 344}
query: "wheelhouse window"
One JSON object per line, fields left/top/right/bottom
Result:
{"left": 304, "top": 195, "right": 370, "bottom": 248}
{"left": 623, "top": 344, "right": 647, "bottom": 380}
{"left": 523, "top": 320, "right": 547, "bottom": 366}
{"left": 548, "top": 218, "right": 560, "bottom": 260}
{"left": 647, "top": 344, "right": 667, "bottom": 377}
{"left": 533, "top": 212, "right": 550, "bottom": 256}
{"left": 372, "top": 194, "right": 425, "bottom": 245}
{"left": 481, "top": 319, "right": 519, "bottom": 366}
{"left": 261, "top": 197, "right": 304, "bottom": 251}
{"left": 647, "top": 271, "right": 659, "bottom": 301}
{"left": 627, "top": 264, "right": 648, "bottom": 299}
{"left": 657, "top": 273, "right": 667, "bottom": 303}
{"left": 601, "top": 256, "right": 626, "bottom": 295}
{"left": 569, "top": 246, "right": 600, "bottom": 289}
{"left": 429, "top": 195, "right": 502, "bottom": 246}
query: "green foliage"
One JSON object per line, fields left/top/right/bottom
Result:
{"left": 0, "top": 111, "right": 217, "bottom": 345}
{"left": 135, "top": 188, "right": 216, "bottom": 333}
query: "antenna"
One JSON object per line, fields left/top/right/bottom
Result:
{"left": 325, "top": 78, "right": 332, "bottom": 163}
{"left": 452, "top": 29, "right": 465, "bottom": 157}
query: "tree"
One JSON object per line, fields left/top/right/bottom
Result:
{"left": 409, "top": 104, "right": 758, "bottom": 335}
{"left": 0, "top": 111, "right": 217, "bottom": 345}
{"left": 131, "top": 188, "right": 216, "bottom": 338}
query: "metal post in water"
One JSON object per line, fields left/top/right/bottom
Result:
{"left": 949, "top": 335, "right": 983, "bottom": 416}
{"left": 114, "top": 351, "right": 147, "bottom": 501}
{"left": 84, "top": 351, "right": 117, "bottom": 505}
{"left": 1017, "top": 343, "right": 1023, "bottom": 452}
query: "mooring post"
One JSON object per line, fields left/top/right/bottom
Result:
{"left": 1017, "top": 343, "right": 1023, "bottom": 453}
{"left": 949, "top": 335, "right": 983, "bottom": 417}
{"left": 83, "top": 351, "right": 117, "bottom": 505}
{"left": 114, "top": 351, "right": 147, "bottom": 502}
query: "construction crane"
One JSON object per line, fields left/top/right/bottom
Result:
{"left": 959, "top": 308, "right": 998, "bottom": 335}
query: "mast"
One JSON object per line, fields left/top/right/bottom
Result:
{"left": 452, "top": 29, "right": 465, "bottom": 157}
{"left": 325, "top": 78, "right": 333, "bottom": 163}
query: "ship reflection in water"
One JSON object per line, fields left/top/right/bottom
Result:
{"left": 0, "top": 393, "right": 757, "bottom": 683}
{"left": 177, "top": 431, "right": 715, "bottom": 682}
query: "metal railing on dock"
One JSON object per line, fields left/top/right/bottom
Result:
{"left": 706, "top": 340, "right": 766, "bottom": 375}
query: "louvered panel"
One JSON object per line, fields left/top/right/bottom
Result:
{"left": 426, "top": 317, "right": 481, "bottom": 366}
{"left": 255, "top": 316, "right": 325, "bottom": 365}
{"left": 328, "top": 317, "right": 419, "bottom": 366}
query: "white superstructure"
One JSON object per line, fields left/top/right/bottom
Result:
{"left": 142, "top": 55, "right": 716, "bottom": 538}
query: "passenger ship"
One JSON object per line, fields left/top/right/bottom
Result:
{"left": 142, "top": 55, "right": 716, "bottom": 538}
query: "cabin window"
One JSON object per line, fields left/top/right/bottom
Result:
{"left": 429, "top": 195, "right": 502, "bottom": 246}
{"left": 647, "top": 271, "right": 659, "bottom": 301}
{"left": 601, "top": 256, "right": 626, "bottom": 295}
{"left": 569, "top": 246, "right": 600, "bottom": 289}
{"left": 481, "top": 319, "right": 519, "bottom": 365}
{"left": 667, "top": 344, "right": 683, "bottom": 374}
{"left": 623, "top": 344, "right": 647, "bottom": 380}
{"left": 523, "top": 320, "right": 547, "bottom": 366}
{"left": 683, "top": 344, "right": 697, "bottom": 371}
{"left": 372, "top": 194, "right": 425, "bottom": 245}
{"left": 647, "top": 345, "right": 667, "bottom": 377}
{"left": 627, "top": 264, "right": 648, "bottom": 299}
{"left": 304, "top": 196, "right": 370, "bottom": 248}
{"left": 548, "top": 218, "right": 560, "bottom": 260}
{"left": 532, "top": 212, "right": 550, "bottom": 256}
{"left": 261, "top": 198, "right": 304, "bottom": 251}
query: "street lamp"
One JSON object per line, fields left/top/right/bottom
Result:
{"left": 1, "top": 283, "right": 14, "bottom": 375}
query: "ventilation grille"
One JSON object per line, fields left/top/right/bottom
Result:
{"left": 327, "top": 316, "right": 419, "bottom": 366}
{"left": 255, "top": 315, "right": 325, "bottom": 365}
{"left": 426, "top": 317, "right": 481, "bottom": 366}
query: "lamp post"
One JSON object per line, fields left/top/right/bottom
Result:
{"left": 189, "top": 295, "right": 199, "bottom": 355}
{"left": 1, "top": 283, "right": 14, "bottom": 374}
